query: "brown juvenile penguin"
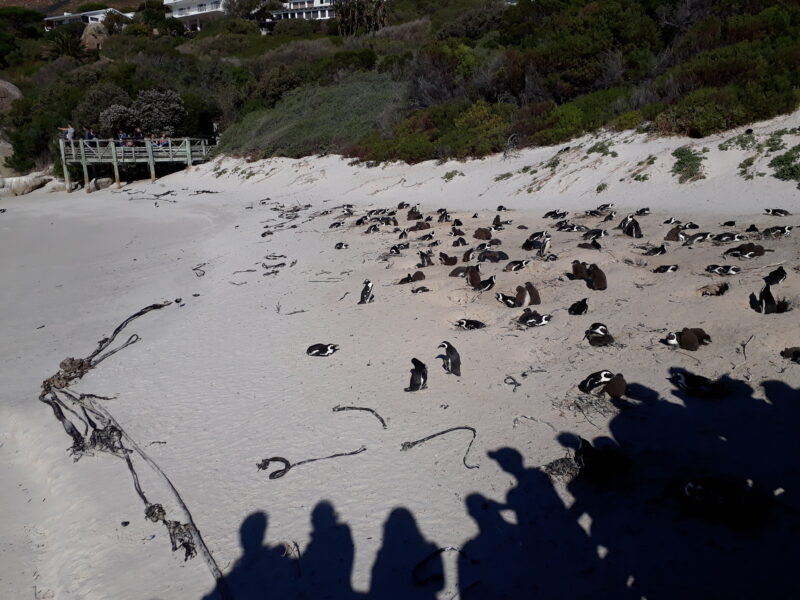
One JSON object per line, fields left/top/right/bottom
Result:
{"left": 688, "top": 328, "right": 712, "bottom": 345}
{"left": 466, "top": 266, "right": 482, "bottom": 290}
{"left": 525, "top": 281, "right": 541, "bottom": 305}
{"left": 514, "top": 285, "right": 530, "bottom": 308}
{"left": 588, "top": 264, "right": 607, "bottom": 291}
{"left": 473, "top": 228, "right": 492, "bottom": 240}
{"left": 572, "top": 260, "right": 590, "bottom": 280}
{"left": 665, "top": 226, "right": 685, "bottom": 242}
{"left": 439, "top": 252, "right": 458, "bottom": 266}
{"left": 603, "top": 373, "right": 627, "bottom": 399}
{"left": 462, "top": 248, "right": 475, "bottom": 262}
{"left": 677, "top": 328, "right": 700, "bottom": 351}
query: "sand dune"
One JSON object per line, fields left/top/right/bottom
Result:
{"left": 1, "top": 117, "right": 799, "bottom": 599}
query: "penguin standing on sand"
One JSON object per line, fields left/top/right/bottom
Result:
{"left": 568, "top": 298, "right": 588, "bottom": 315}
{"left": 764, "top": 266, "right": 786, "bottom": 286}
{"left": 758, "top": 284, "right": 777, "bottom": 314}
{"left": 438, "top": 341, "right": 462, "bottom": 376}
{"left": 405, "top": 358, "right": 428, "bottom": 392}
{"left": 358, "top": 279, "right": 375, "bottom": 304}
{"left": 603, "top": 373, "right": 627, "bottom": 399}
{"left": 584, "top": 322, "right": 614, "bottom": 346}
{"left": 588, "top": 264, "right": 607, "bottom": 290}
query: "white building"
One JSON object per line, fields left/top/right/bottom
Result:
{"left": 271, "top": 0, "right": 335, "bottom": 21}
{"left": 43, "top": 8, "right": 133, "bottom": 31}
{"left": 164, "top": 0, "right": 225, "bottom": 30}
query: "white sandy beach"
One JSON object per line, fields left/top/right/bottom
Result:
{"left": 1, "top": 117, "right": 800, "bottom": 599}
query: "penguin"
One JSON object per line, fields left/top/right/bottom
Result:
{"left": 472, "top": 213, "right": 479, "bottom": 218}
{"left": 519, "top": 309, "right": 551, "bottom": 327}
{"left": 474, "top": 228, "right": 493, "bottom": 240}
{"left": 764, "top": 266, "right": 787, "bottom": 286}
{"left": 602, "top": 373, "right": 627, "bottom": 399}
{"left": 644, "top": 244, "right": 667, "bottom": 256}
{"left": 538, "top": 237, "right": 552, "bottom": 258}
{"left": 525, "top": 281, "right": 541, "bottom": 305}
{"left": 758, "top": 284, "right": 777, "bottom": 314}
{"left": 449, "top": 266, "right": 468, "bottom": 277}
{"left": 306, "top": 343, "right": 339, "bottom": 357}
{"left": 711, "top": 232, "right": 741, "bottom": 243}
{"left": 438, "top": 211, "right": 451, "bottom": 223}
{"left": 705, "top": 264, "right": 740, "bottom": 276}
{"left": 477, "top": 275, "right": 496, "bottom": 292}
{"left": 389, "top": 245, "right": 401, "bottom": 255}
{"left": 439, "top": 252, "right": 458, "bottom": 266}
{"left": 663, "top": 217, "right": 680, "bottom": 225}
{"left": 399, "top": 229, "right": 408, "bottom": 239}
{"left": 451, "top": 227, "right": 465, "bottom": 236}
{"left": 496, "top": 292, "right": 517, "bottom": 308}
{"left": 672, "top": 329, "right": 700, "bottom": 351}
{"left": 513, "top": 286, "right": 530, "bottom": 308}
{"left": 764, "top": 208, "right": 791, "bottom": 217}
{"left": 453, "top": 237, "right": 468, "bottom": 247}
{"left": 780, "top": 347, "right": 800, "bottom": 363}
{"left": 543, "top": 209, "right": 567, "bottom": 219}
{"left": 635, "top": 207, "right": 650, "bottom": 216}
{"left": 358, "top": 279, "right": 375, "bottom": 304}
{"left": 404, "top": 358, "right": 428, "bottom": 392}
{"left": 417, "top": 250, "right": 434, "bottom": 268}
{"left": 622, "top": 218, "right": 643, "bottom": 238}
{"left": 453, "top": 219, "right": 463, "bottom": 226}
{"left": 455, "top": 319, "right": 486, "bottom": 330}
{"left": 665, "top": 226, "right": 685, "bottom": 242}
{"left": 617, "top": 214, "right": 634, "bottom": 230}
{"left": 462, "top": 248, "right": 475, "bottom": 262}
{"left": 597, "top": 203, "right": 614, "bottom": 212}
{"left": 496, "top": 205, "right": 508, "bottom": 211}
{"left": 399, "top": 271, "right": 426, "bottom": 285}
{"left": 568, "top": 298, "right": 588, "bottom": 315}
{"left": 466, "top": 266, "right": 482, "bottom": 289}
{"left": 583, "top": 229, "right": 607, "bottom": 240}
{"left": 364, "top": 224, "right": 381, "bottom": 234}
{"left": 689, "top": 328, "right": 712, "bottom": 345}
{"left": 579, "top": 370, "right": 613, "bottom": 394}
{"left": 762, "top": 225, "right": 792, "bottom": 237}
{"left": 584, "top": 322, "right": 614, "bottom": 346}
{"left": 438, "top": 341, "right": 462, "bottom": 376}
{"left": 407, "top": 207, "right": 423, "bottom": 221}
{"left": 571, "top": 260, "right": 590, "bottom": 280}
{"left": 503, "top": 259, "right": 531, "bottom": 272}
{"left": 329, "top": 221, "right": 344, "bottom": 229}
{"left": 683, "top": 232, "right": 711, "bottom": 246}
{"left": 418, "top": 232, "right": 435, "bottom": 241}
{"left": 334, "top": 242, "right": 349, "bottom": 249}
{"left": 397, "top": 201, "right": 410, "bottom": 209}
{"left": 412, "top": 286, "right": 431, "bottom": 294}
{"left": 681, "top": 222, "right": 700, "bottom": 230}
{"left": 672, "top": 371, "right": 727, "bottom": 399}
{"left": 653, "top": 265, "right": 678, "bottom": 273}
{"left": 720, "top": 220, "right": 736, "bottom": 227}
{"left": 588, "top": 264, "right": 607, "bottom": 291}
{"left": 602, "top": 211, "right": 617, "bottom": 223}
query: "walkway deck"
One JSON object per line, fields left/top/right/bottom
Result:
{"left": 59, "top": 138, "right": 216, "bottom": 192}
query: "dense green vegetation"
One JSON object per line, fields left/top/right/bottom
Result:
{"left": 2, "top": 0, "right": 800, "bottom": 172}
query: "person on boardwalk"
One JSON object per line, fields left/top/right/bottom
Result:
{"left": 58, "top": 124, "right": 75, "bottom": 143}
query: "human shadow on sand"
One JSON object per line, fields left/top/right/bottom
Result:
{"left": 204, "top": 373, "right": 800, "bottom": 599}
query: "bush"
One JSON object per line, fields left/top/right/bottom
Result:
{"left": 131, "top": 88, "right": 186, "bottom": 135}
{"left": 671, "top": 146, "right": 706, "bottom": 183}
{"left": 72, "top": 82, "right": 131, "bottom": 130}
{"left": 768, "top": 144, "right": 800, "bottom": 183}
{"left": 99, "top": 104, "right": 135, "bottom": 135}
{"left": 273, "top": 19, "right": 321, "bottom": 37}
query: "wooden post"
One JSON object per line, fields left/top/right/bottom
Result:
{"left": 78, "top": 139, "right": 90, "bottom": 193}
{"left": 59, "top": 139, "right": 72, "bottom": 193}
{"left": 185, "top": 138, "right": 192, "bottom": 169}
{"left": 145, "top": 141, "right": 156, "bottom": 182}
{"left": 109, "top": 141, "right": 121, "bottom": 188}
{"left": 201, "top": 138, "right": 206, "bottom": 159}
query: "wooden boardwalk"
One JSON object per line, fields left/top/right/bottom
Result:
{"left": 59, "top": 138, "right": 216, "bottom": 192}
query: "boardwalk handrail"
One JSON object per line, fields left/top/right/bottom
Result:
{"left": 59, "top": 137, "right": 217, "bottom": 193}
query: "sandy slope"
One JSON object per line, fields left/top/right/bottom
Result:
{"left": 1, "top": 117, "right": 799, "bottom": 599}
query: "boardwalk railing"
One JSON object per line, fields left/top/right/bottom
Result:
{"left": 59, "top": 138, "right": 216, "bottom": 193}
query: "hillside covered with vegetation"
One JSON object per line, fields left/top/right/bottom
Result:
{"left": 2, "top": 0, "right": 800, "bottom": 172}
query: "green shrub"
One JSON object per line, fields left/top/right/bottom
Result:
{"left": 671, "top": 146, "right": 706, "bottom": 183}
{"left": 718, "top": 132, "right": 757, "bottom": 151}
{"left": 768, "top": 144, "right": 800, "bottom": 183}
{"left": 274, "top": 19, "right": 322, "bottom": 37}
{"left": 596, "top": 183, "right": 608, "bottom": 193}
{"left": 443, "top": 169, "right": 464, "bottom": 181}
{"left": 494, "top": 172, "right": 512, "bottom": 181}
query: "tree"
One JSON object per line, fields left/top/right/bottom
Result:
{"left": 99, "top": 104, "right": 135, "bottom": 135}
{"left": 45, "top": 31, "right": 88, "bottom": 61}
{"left": 131, "top": 88, "right": 186, "bottom": 135}
{"left": 73, "top": 83, "right": 131, "bottom": 130}
{"left": 103, "top": 11, "right": 132, "bottom": 35}
{"left": 224, "top": 0, "right": 263, "bottom": 19}
{"left": 333, "top": 0, "right": 387, "bottom": 37}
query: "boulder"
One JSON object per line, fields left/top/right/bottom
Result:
{"left": 81, "top": 23, "right": 109, "bottom": 51}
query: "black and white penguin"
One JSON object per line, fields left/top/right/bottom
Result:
{"left": 597, "top": 203, "right": 614, "bottom": 212}
{"left": 663, "top": 217, "right": 680, "bottom": 225}
{"left": 329, "top": 221, "right": 344, "bottom": 229}
{"left": 418, "top": 232, "right": 435, "bottom": 242}
{"left": 602, "top": 211, "right": 617, "bottom": 223}
{"left": 524, "top": 281, "right": 541, "bottom": 305}
{"left": 720, "top": 220, "right": 736, "bottom": 227}
{"left": 399, "top": 229, "right": 408, "bottom": 239}
{"left": 438, "top": 341, "right": 462, "bottom": 376}
{"left": 496, "top": 292, "right": 517, "bottom": 308}
{"left": 543, "top": 209, "right": 567, "bottom": 219}
{"left": 780, "top": 347, "right": 800, "bottom": 363}
{"left": 653, "top": 265, "right": 679, "bottom": 273}
{"left": 455, "top": 319, "right": 486, "bottom": 330}
{"left": 404, "top": 358, "right": 428, "bottom": 392}
{"left": 503, "top": 259, "right": 530, "bottom": 272}
{"left": 450, "top": 227, "right": 465, "bottom": 236}
{"left": 583, "top": 229, "right": 607, "bottom": 240}
{"left": 681, "top": 221, "right": 700, "bottom": 230}
{"left": 519, "top": 309, "right": 551, "bottom": 327}
{"left": 579, "top": 370, "right": 614, "bottom": 394}
{"left": 765, "top": 208, "right": 791, "bottom": 217}
{"left": 764, "top": 266, "right": 787, "bottom": 286}
{"left": 644, "top": 244, "right": 667, "bottom": 256}
{"left": 412, "top": 286, "right": 431, "bottom": 294}
{"left": 758, "top": 284, "right": 777, "bottom": 314}
{"left": 365, "top": 224, "right": 381, "bottom": 234}
{"left": 584, "top": 322, "right": 614, "bottom": 346}
{"left": 711, "top": 232, "right": 741, "bottom": 243}
{"left": 453, "top": 237, "right": 468, "bottom": 247}
{"left": 617, "top": 214, "right": 634, "bottom": 230}
{"left": 335, "top": 242, "right": 349, "bottom": 250}
{"left": 664, "top": 226, "right": 685, "bottom": 242}
{"left": 439, "top": 252, "right": 458, "bottom": 266}
{"left": 705, "top": 264, "right": 740, "bottom": 276}
{"left": 568, "top": 298, "right": 588, "bottom": 315}
{"left": 397, "top": 201, "right": 410, "bottom": 209}
{"left": 513, "top": 285, "right": 531, "bottom": 308}
{"left": 635, "top": 207, "right": 650, "bottom": 216}
{"left": 672, "top": 371, "right": 726, "bottom": 399}
{"left": 622, "top": 218, "right": 643, "bottom": 239}
{"left": 358, "top": 279, "right": 375, "bottom": 304}
{"left": 762, "top": 225, "right": 793, "bottom": 237}
{"left": 417, "top": 250, "right": 434, "bottom": 268}
{"left": 453, "top": 218, "right": 463, "bottom": 227}
{"left": 306, "top": 343, "right": 339, "bottom": 356}
{"left": 477, "top": 275, "right": 496, "bottom": 292}
{"left": 683, "top": 232, "right": 711, "bottom": 246}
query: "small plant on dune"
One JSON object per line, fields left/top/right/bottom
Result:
{"left": 494, "top": 172, "right": 512, "bottom": 181}
{"left": 671, "top": 146, "right": 706, "bottom": 183}
{"left": 586, "top": 141, "right": 618, "bottom": 157}
{"left": 633, "top": 173, "right": 649, "bottom": 182}
{"left": 765, "top": 130, "right": 790, "bottom": 154}
{"left": 544, "top": 156, "right": 560, "bottom": 171}
{"left": 768, "top": 144, "right": 800, "bottom": 185}
{"left": 719, "top": 133, "right": 757, "bottom": 151}
{"left": 596, "top": 183, "right": 608, "bottom": 193}
{"left": 442, "top": 170, "right": 464, "bottom": 182}
{"left": 737, "top": 157, "right": 756, "bottom": 180}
